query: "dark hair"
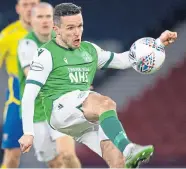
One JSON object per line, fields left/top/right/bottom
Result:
{"left": 53, "top": 3, "right": 82, "bottom": 26}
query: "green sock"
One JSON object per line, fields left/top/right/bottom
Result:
{"left": 99, "top": 110, "right": 130, "bottom": 153}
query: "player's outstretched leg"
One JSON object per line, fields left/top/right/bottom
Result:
{"left": 82, "top": 93, "right": 154, "bottom": 168}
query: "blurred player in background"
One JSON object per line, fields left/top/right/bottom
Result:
{"left": 0, "top": 0, "right": 39, "bottom": 168}
{"left": 17, "top": 3, "right": 81, "bottom": 168}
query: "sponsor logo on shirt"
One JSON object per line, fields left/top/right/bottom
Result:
{"left": 58, "top": 104, "right": 63, "bottom": 109}
{"left": 64, "top": 58, "right": 68, "bottom": 64}
{"left": 30, "top": 61, "right": 44, "bottom": 71}
{"left": 38, "top": 48, "right": 44, "bottom": 56}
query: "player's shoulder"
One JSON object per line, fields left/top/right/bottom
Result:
{"left": 0, "top": 20, "right": 25, "bottom": 42}
{"left": 36, "top": 47, "right": 52, "bottom": 59}
{"left": 31, "top": 47, "right": 53, "bottom": 68}
{"left": 42, "top": 39, "right": 53, "bottom": 47}
{"left": 24, "top": 31, "right": 35, "bottom": 39}
{"left": 19, "top": 31, "right": 38, "bottom": 47}
{"left": 0, "top": 20, "right": 22, "bottom": 37}
{"left": 40, "top": 39, "right": 58, "bottom": 53}
{"left": 81, "top": 40, "right": 93, "bottom": 46}
{"left": 82, "top": 41, "right": 100, "bottom": 48}
{"left": 81, "top": 41, "right": 102, "bottom": 52}
{"left": 18, "top": 38, "right": 38, "bottom": 51}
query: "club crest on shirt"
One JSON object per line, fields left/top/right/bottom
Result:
{"left": 82, "top": 53, "right": 92, "bottom": 62}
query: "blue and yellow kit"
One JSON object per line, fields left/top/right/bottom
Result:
{"left": 0, "top": 20, "right": 28, "bottom": 148}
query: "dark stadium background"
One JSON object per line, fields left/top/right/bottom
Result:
{"left": 0, "top": 0, "right": 186, "bottom": 167}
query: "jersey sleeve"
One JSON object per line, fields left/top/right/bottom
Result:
{"left": 90, "top": 42, "right": 132, "bottom": 69}
{"left": 22, "top": 48, "right": 53, "bottom": 135}
{"left": 22, "top": 83, "right": 41, "bottom": 136}
{"left": 26, "top": 48, "right": 53, "bottom": 87}
{"left": 0, "top": 30, "right": 10, "bottom": 68}
{"left": 18, "top": 39, "right": 38, "bottom": 69}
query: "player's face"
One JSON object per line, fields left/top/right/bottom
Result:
{"left": 31, "top": 7, "right": 53, "bottom": 36}
{"left": 16, "top": 0, "right": 40, "bottom": 24}
{"left": 57, "top": 13, "right": 83, "bottom": 49}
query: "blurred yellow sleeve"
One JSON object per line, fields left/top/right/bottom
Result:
{"left": 0, "top": 30, "right": 9, "bottom": 68}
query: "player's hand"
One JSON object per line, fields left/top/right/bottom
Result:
{"left": 18, "top": 135, "right": 34, "bottom": 153}
{"left": 159, "top": 30, "right": 177, "bottom": 46}
{"left": 89, "top": 85, "right": 94, "bottom": 90}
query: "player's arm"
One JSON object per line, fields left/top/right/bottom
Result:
{"left": 90, "top": 43, "right": 132, "bottom": 70}
{"left": 18, "top": 39, "right": 38, "bottom": 76}
{"left": 21, "top": 48, "right": 52, "bottom": 136}
{"left": 0, "top": 31, "right": 10, "bottom": 68}
{"left": 94, "top": 30, "right": 177, "bottom": 69}
{"left": 91, "top": 40, "right": 165, "bottom": 70}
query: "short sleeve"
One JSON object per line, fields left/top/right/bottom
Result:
{"left": 18, "top": 39, "right": 38, "bottom": 68}
{"left": 26, "top": 48, "right": 53, "bottom": 87}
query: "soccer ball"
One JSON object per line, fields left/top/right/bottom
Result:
{"left": 129, "top": 37, "right": 165, "bottom": 74}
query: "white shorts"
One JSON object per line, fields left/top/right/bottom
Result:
{"left": 33, "top": 120, "right": 66, "bottom": 162}
{"left": 50, "top": 90, "right": 109, "bottom": 157}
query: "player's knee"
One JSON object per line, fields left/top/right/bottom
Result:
{"left": 100, "top": 96, "right": 116, "bottom": 112}
{"left": 60, "top": 151, "right": 80, "bottom": 168}
{"left": 2, "top": 149, "right": 21, "bottom": 168}
{"left": 5, "top": 149, "right": 21, "bottom": 160}
{"left": 47, "top": 156, "right": 63, "bottom": 168}
{"left": 61, "top": 151, "right": 75, "bottom": 162}
{"left": 48, "top": 151, "right": 78, "bottom": 168}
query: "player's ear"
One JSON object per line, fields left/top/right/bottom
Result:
{"left": 15, "top": 4, "right": 20, "bottom": 15}
{"left": 53, "top": 26, "right": 60, "bottom": 35}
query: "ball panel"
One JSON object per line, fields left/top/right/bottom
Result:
{"left": 129, "top": 37, "right": 165, "bottom": 74}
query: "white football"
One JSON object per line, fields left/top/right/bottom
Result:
{"left": 129, "top": 37, "right": 165, "bottom": 74}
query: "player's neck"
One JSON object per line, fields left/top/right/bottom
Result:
{"left": 34, "top": 32, "right": 51, "bottom": 43}
{"left": 20, "top": 19, "right": 32, "bottom": 31}
{"left": 56, "top": 36, "right": 69, "bottom": 49}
